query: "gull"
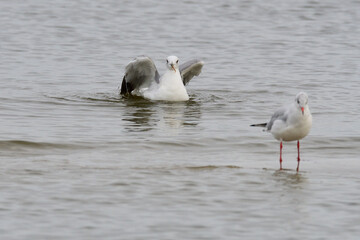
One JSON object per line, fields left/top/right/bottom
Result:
{"left": 120, "top": 56, "right": 204, "bottom": 101}
{"left": 251, "top": 92, "right": 312, "bottom": 172}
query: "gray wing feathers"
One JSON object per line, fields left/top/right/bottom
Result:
{"left": 179, "top": 59, "right": 204, "bottom": 85}
{"left": 266, "top": 108, "right": 288, "bottom": 131}
{"left": 124, "top": 56, "right": 160, "bottom": 90}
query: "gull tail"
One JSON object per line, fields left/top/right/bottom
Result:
{"left": 250, "top": 123, "right": 267, "bottom": 127}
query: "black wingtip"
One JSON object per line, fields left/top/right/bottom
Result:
{"left": 120, "top": 76, "right": 135, "bottom": 95}
{"left": 120, "top": 76, "right": 127, "bottom": 95}
{"left": 250, "top": 123, "right": 267, "bottom": 127}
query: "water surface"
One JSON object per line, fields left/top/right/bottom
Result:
{"left": 1, "top": 0, "right": 360, "bottom": 239}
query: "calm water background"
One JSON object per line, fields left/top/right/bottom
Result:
{"left": 1, "top": 0, "right": 360, "bottom": 239}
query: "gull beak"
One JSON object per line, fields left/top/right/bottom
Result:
{"left": 301, "top": 107, "right": 304, "bottom": 115}
{"left": 171, "top": 64, "right": 176, "bottom": 72}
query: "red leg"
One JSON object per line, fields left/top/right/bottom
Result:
{"left": 296, "top": 140, "right": 300, "bottom": 172}
{"left": 279, "top": 141, "right": 283, "bottom": 170}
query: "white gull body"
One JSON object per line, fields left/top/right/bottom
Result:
{"left": 120, "top": 56, "right": 204, "bottom": 101}
{"left": 251, "top": 92, "right": 312, "bottom": 171}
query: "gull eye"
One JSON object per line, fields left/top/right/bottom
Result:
{"left": 166, "top": 59, "right": 168, "bottom": 63}
{"left": 176, "top": 60, "right": 179, "bottom": 64}
{"left": 297, "top": 100, "right": 300, "bottom": 104}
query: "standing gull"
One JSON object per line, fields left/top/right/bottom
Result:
{"left": 120, "top": 56, "right": 204, "bottom": 101}
{"left": 251, "top": 92, "right": 312, "bottom": 172}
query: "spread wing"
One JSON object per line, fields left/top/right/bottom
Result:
{"left": 179, "top": 59, "right": 204, "bottom": 86}
{"left": 120, "top": 56, "right": 160, "bottom": 95}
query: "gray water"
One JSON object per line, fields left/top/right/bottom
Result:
{"left": 1, "top": 0, "right": 360, "bottom": 239}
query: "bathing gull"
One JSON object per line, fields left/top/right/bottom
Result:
{"left": 251, "top": 92, "right": 312, "bottom": 172}
{"left": 120, "top": 56, "right": 204, "bottom": 101}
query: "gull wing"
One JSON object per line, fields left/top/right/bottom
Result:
{"left": 179, "top": 59, "right": 204, "bottom": 86}
{"left": 120, "top": 56, "right": 160, "bottom": 95}
{"left": 266, "top": 107, "right": 288, "bottom": 131}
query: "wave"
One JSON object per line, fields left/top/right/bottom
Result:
{"left": 0, "top": 140, "right": 73, "bottom": 149}
{"left": 0, "top": 140, "right": 94, "bottom": 157}
{"left": 185, "top": 165, "right": 242, "bottom": 170}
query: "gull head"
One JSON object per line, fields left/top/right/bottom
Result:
{"left": 166, "top": 56, "right": 179, "bottom": 72}
{"left": 295, "top": 92, "right": 309, "bottom": 115}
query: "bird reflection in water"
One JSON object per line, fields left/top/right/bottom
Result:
{"left": 272, "top": 169, "right": 307, "bottom": 189}
{"left": 121, "top": 96, "right": 201, "bottom": 133}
